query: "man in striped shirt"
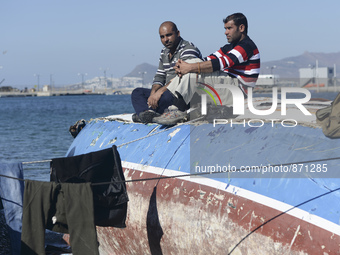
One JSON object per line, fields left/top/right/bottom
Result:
{"left": 154, "top": 13, "right": 260, "bottom": 125}
{"left": 131, "top": 21, "right": 202, "bottom": 123}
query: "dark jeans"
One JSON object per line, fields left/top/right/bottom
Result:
{"left": 131, "top": 87, "right": 175, "bottom": 115}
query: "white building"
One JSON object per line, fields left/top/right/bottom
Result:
{"left": 299, "top": 66, "right": 335, "bottom": 87}
{"left": 256, "top": 74, "right": 280, "bottom": 88}
{"left": 42, "top": 85, "right": 51, "bottom": 92}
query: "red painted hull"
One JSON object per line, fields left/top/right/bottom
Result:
{"left": 91, "top": 167, "right": 339, "bottom": 255}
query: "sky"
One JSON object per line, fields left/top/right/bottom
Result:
{"left": 1, "top": 0, "right": 339, "bottom": 88}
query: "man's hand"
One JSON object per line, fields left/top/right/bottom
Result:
{"left": 147, "top": 90, "right": 162, "bottom": 109}
{"left": 175, "top": 59, "right": 192, "bottom": 78}
{"left": 147, "top": 83, "right": 171, "bottom": 109}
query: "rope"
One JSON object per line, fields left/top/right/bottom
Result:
{"left": 0, "top": 174, "right": 25, "bottom": 182}
{"left": 2, "top": 156, "right": 340, "bottom": 186}
{"left": 116, "top": 116, "right": 204, "bottom": 148}
{"left": 22, "top": 160, "right": 52, "bottom": 164}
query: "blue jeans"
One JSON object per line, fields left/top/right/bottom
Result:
{"left": 0, "top": 162, "right": 24, "bottom": 255}
{"left": 131, "top": 87, "right": 174, "bottom": 115}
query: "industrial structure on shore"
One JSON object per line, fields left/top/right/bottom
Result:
{"left": 1, "top": 63, "right": 339, "bottom": 97}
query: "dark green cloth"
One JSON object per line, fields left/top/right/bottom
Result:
{"left": 21, "top": 180, "right": 99, "bottom": 255}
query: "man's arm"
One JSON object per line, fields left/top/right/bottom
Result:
{"left": 175, "top": 59, "right": 213, "bottom": 77}
{"left": 153, "top": 50, "right": 167, "bottom": 87}
{"left": 148, "top": 48, "right": 168, "bottom": 109}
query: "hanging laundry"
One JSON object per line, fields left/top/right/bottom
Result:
{"left": 21, "top": 180, "right": 99, "bottom": 255}
{"left": 0, "top": 162, "right": 24, "bottom": 255}
{"left": 50, "top": 145, "right": 129, "bottom": 227}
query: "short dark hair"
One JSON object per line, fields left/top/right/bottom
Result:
{"left": 223, "top": 13, "right": 248, "bottom": 35}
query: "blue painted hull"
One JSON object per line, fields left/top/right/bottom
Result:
{"left": 66, "top": 117, "right": 340, "bottom": 254}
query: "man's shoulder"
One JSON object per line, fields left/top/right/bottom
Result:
{"left": 238, "top": 36, "right": 258, "bottom": 49}
{"left": 179, "top": 38, "right": 199, "bottom": 50}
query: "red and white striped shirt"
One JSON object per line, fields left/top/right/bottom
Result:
{"left": 206, "top": 36, "right": 260, "bottom": 89}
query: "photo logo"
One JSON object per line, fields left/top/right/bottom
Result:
{"left": 198, "top": 82, "right": 223, "bottom": 115}
{"left": 200, "top": 85, "right": 312, "bottom": 116}
{"left": 199, "top": 85, "right": 312, "bottom": 128}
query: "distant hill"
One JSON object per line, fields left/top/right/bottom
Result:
{"left": 124, "top": 63, "right": 157, "bottom": 85}
{"left": 261, "top": 51, "right": 340, "bottom": 78}
{"left": 124, "top": 52, "right": 340, "bottom": 82}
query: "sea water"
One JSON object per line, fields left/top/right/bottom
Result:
{"left": 0, "top": 94, "right": 134, "bottom": 180}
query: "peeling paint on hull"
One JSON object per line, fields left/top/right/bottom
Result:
{"left": 94, "top": 169, "right": 340, "bottom": 255}
{"left": 65, "top": 118, "right": 340, "bottom": 254}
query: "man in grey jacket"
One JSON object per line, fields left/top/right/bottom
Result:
{"left": 131, "top": 21, "right": 202, "bottom": 123}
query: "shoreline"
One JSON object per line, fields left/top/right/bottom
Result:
{"left": 1, "top": 86, "right": 339, "bottom": 98}
{"left": 0, "top": 88, "right": 134, "bottom": 97}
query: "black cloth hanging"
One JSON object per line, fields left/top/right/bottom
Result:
{"left": 50, "top": 145, "right": 128, "bottom": 228}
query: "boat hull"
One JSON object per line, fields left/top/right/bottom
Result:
{"left": 66, "top": 117, "right": 340, "bottom": 254}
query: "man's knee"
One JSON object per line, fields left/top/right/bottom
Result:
{"left": 131, "top": 87, "right": 149, "bottom": 100}
{"left": 160, "top": 89, "right": 174, "bottom": 100}
{"left": 184, "top": 58, "right": 203, "bottom": 64}
{"left": 131, "top": 87, "right": 144, "bottom": 95}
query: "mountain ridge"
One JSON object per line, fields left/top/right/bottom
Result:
{"left": 259, "top": 51, "right": 340, "bottom": 78}
{"left": 124, "top": 51, "right": 340, "bottom": 84}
